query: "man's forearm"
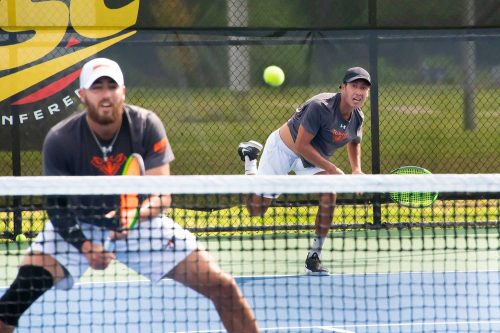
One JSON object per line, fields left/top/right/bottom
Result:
{"left": 347, "top": 142, "right": 362, "bottom": 173}
{"left": 297, "top": 145, "right": 342, "bottom": 174}
{"left": 138, "top": 194, "right": 171, "bottom": 220}
{"left": 46, "top": 196, "right": 88, "bottom": 252}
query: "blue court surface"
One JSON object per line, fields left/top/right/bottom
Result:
{"left": 12, "top": 270, "right": 500, "bottom": 333}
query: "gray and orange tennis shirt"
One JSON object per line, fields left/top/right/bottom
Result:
{"left": 287, "top": 92, "right": 364, "bottom": 168}
{"left": 42, "top": 104, "right": 174, "bottom": 227}
{"left": 43, "top": 104, "right": 173, "bottom": 177}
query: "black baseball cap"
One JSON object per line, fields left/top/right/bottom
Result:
{"left": 342, "top": 67, "right": 371, "bottom": 86}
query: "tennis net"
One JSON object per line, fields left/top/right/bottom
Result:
{"left": 0, "top": 174, "right": 499, "bottom": 333}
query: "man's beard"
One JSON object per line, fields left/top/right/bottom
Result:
{"left": 86, "top": 100, "right": 123, "bottom": 125}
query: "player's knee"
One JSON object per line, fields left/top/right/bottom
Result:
{"left": 247, "top": 205, "right": 267, "bottom": 216}
{"left": 0, "top": 320, "right": 15, "bottom": 333}
{"left": 207, "top": 273, "right": 241, "bottom": 308}
{"left": 319, "top": 192, "right": 337, "bottom": 206}
{"left": 247, "top": 196, "right": 271, "bottom": 216}
{"left": 0, "top": 265, "right": 54, "bottom": 327}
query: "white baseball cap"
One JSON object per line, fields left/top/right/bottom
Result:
{"left": 79, "top": 57, "right": 124, "bottom": 89}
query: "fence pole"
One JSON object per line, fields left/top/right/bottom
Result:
{"left": 463, "top": 0, "right": 476, "bottom": 130}
{"left": 368, "top": 0, "right": 382, "bottom": 227}
{"left": 12, "top": 118, "right": 22, "bottom": 239}
{"left": 9, "top": 32, "right": 23, "bottom": 239}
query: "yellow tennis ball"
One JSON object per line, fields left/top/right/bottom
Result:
{"left": 263, "top": 65, "right": 285, "bottom": 87}
{"left": 15, "top": 234, "right": 27, "bottom": 242}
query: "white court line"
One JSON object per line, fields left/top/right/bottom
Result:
{"left": 170, "top": 326, "right": 355, "bottom": 333}
{"left": 70, "top": 268, "right": 500, "bottom": 289}
{"left": 336, "top": 319, "right": 500, "bottom": 331}
{"left": 259, "top": 326, "right": 354, "bottom": 333}
{"left": 169, "top": 320, "right": 500, "bottom": 333}
{"left": 311, "top": 327, "right": 356, "bottom": 333}
{"left": 1, "top": 269, "right": 500, "bottom": 288}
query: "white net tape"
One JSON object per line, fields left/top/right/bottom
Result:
{"left": 1, "top": 174, "right": 499, "bottom": 195}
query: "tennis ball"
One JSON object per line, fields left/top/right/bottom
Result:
{"left": 263, "top": 65, "right": 285, "bottom": 87}
{"left": 15, "top": 234, "right": 27, "bottom": 242}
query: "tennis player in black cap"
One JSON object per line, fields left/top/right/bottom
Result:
{"left": 238, "top": 66, "right": 371, "bottom": 274}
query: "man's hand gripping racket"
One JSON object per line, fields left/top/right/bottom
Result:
{"left": 104, "top": 153, "right": 145, "bottom": 251}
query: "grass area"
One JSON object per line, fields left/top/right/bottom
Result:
{"left": 0, "top": 151, "right": 43, "bottom": 176}
{"left": 1, "top": 85, "right": 498, "bottom": 176}
{"left": 115, "top": 84, "right": 500, "bottom": 174}
{"left": 377, "top": 85, "right": 499, "bottom": 173}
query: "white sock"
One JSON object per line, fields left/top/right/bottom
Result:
{"left": 308, "top": 236, "right": 326, "bottom": 258}
{"left": 244, "top": 156, "right": 258, "bottom": 175}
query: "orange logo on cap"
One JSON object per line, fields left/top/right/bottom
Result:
{"left": 92, "top": 64, "right": 110, "bottom": 71}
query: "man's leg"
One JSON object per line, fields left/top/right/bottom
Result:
{"left": 238, "top": 141, "right": 263, "bottom": 176}
{"left": 238, "top": 140, "right": 273, "bottom": 216}
{"left": 0, "top": 253, "right": 65, "bottom": 332}
{"left": 305, "top": 192, "right": 336, "bottom": 274}
{"left": 247, "top": 194, "right": 273, "bottom": 216}
{"left": 166, "top": 249, "right": 259, "bottom": 333}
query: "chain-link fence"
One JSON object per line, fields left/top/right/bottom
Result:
{"left": 1, "top": 1, "right": 499, "bottom": 177}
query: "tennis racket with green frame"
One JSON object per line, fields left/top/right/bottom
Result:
{"left": 389, "top": 166, "right": 438, "bottom": 208}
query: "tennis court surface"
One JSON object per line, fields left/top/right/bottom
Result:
{"left": 0, "top": 174, "right": 499, "bottom": 332}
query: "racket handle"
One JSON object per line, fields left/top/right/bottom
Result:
{"left": 103, "top": 237, "right": 115, "bottom": 252}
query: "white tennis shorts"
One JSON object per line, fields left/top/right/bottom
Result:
{"left": 29, "top": 216, "right": 198, "bottom": 290}
{"left": 257, "top": 130, "right": 324, "bottom": 198}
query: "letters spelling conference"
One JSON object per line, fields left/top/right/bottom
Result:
{"left": 1, "top": 92, "right": 77, "bottom": 126}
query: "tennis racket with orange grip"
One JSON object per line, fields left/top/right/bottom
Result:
{"left": 104, "top": 153, "right": 145, "bottom": 251}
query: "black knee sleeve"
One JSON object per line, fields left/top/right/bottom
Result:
{"left": 0, "top": 265, "right": 54, "bottom": 327}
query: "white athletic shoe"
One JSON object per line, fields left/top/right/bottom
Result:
{"left": 238, "top": 141, "right": 263, "bottom": 161}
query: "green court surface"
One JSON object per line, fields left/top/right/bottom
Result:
{"left": 1, "top": 227, "right": 498, "bottom": 286}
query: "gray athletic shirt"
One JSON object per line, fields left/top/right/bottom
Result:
{"left": 42, "top": 104, "right": 174, "bottom": 228}
{"left": 287, "top": 92, "right": 364, "bottom": 168}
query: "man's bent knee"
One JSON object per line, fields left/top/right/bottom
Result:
{"left": 207, "top": 273, "right": 242, "bottom": 308}
{"left": 0, "top": 320, "right": 15, "bottom": 333}
{"left": 21, "top": 253, "right": 65, "bottom": 282}
{"left": 0, "top": 265, "right": 54, "bottom": 328}
{"left": 247, "top": 195, "right": 272, "bottom": 216}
